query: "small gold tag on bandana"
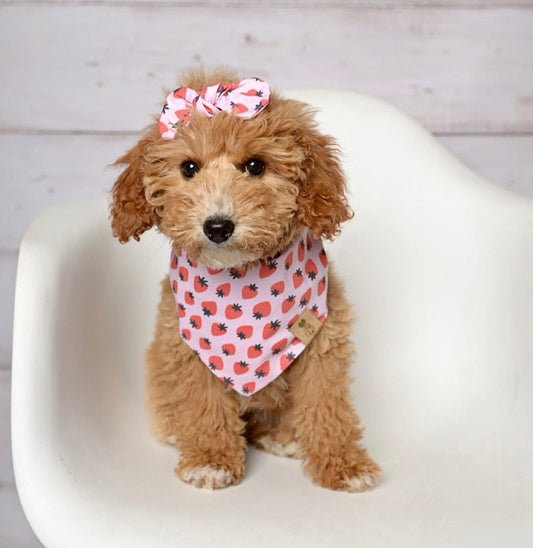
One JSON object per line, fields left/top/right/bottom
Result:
{"left": 289, "top": 309, "right": 323, "bottom": 345}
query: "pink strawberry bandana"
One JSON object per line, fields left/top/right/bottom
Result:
{"left": 158, "top": 78, "right": 271, "bottom": 140}
{"left": 169, "top": 230, "right": 329, "bottom": 396}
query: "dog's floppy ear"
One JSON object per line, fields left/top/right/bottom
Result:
{"left": 110, "top": 131, "right": 158, "bottom": 243}
{"left": 295, "top": 118, "right": 353, "bottom": 240}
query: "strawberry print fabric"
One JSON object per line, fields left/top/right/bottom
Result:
{"left": 169, "top": 230, "right": 329, "bottom": 396}
{"left": 159, "top": 78, "right": 271, "bottom": 140}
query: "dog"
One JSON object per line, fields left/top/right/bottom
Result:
{"left": 110, "top": 68, "right": 381, "bottom": 491}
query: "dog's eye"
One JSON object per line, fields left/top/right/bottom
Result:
{"left": 181, "top": 160, "right": 200, "bottom": 179}
{"left": 243, "top": 158, "right": 265, "bottom": 177}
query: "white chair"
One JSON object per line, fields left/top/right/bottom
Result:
{"left": 12, "top": 90, "right": 533, "bottom": 547}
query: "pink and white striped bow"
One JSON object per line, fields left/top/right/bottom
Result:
{"left": 158, "top": 78, "right": 271, "bottom": 139}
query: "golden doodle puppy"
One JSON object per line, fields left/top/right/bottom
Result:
{"left": 110, "top": 68, "right": 381, "bottom": 491}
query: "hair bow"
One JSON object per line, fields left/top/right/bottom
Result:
{"left": 158, "top": 78, "right": 271, "bottom": 139}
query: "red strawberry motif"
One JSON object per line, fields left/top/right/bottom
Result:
{"left": 216, "top": 283, "right": 231, "bottom": 298}
{"left": 254, "top": 361, "right": 270, "bottom": 378}
{"left": 229, "top": 267, "right": 247, "bottom": 279}
{"left": 298, "top": 239, "right": 305, "bottom": 262}
{"left": 241, "top": 88, "right": 261, "bottom": 96}
{"left": 173, "top": 87, "right": 188, "bottom": 99}
{"left": 263, "top": 319, "right": 282, "bottom": 339}
{"left": 221, "top": 376, "right": 234, "bottom": 388}
{"left": 201, "top": 301, "right": 217, "bottom": 317}
{"left": 172, "top": 280, "right": 178, "bottom": 294}
{"left": 207, "top": 266, "right": 223, "bottom": 275}
{"left": 233, "top": 360, "right": 250, "bottom": 375}
{"left": 299, "top": 288, "right": 312, "bottom": 308}
{"left": 280, "top": 351, "right": 297, "bottom": 371}
{"left": 247, "top": 343, "right": 263, "bottom": 359}
{"left": 199, "top": 337, "right": 212, "bottom": 350}
{"left": 252, "top": 301, "right": 271, "bottom": 320}
{"left": 208, "top": 355, "right": 223, "bottom": 371}
{"left": 284, "top": 251, "right": 293, "bottom": 271}
{"left": 236, "top": 325, "right": 253, "bottom": 340}
{"left": 194, "top": 275, "right": 208, "bottom": 292}
{"left": 181, "top": 329, "right": 191, "bottom": 341}
{"left": 305, "top": 259, "right": 318, "bottom": 281}
{"left": 184, "top": 291, "right": 195, "bottom": 305}
{"left": 219, "top": 82, "right": 239, "bottom": 93}
{"left": 178, "top": 266, "right": 189, "bottom": 282}
{"left": 225, "top": 303, "right": 243, "bottom": 320}
{"left": 282, "top": 294, "right": 296, "bottom": 313}
{"left": 310, "top": 305, "right": 320, "bottom": 317}
{"left": 271, "top": 338, "right": 288, "bottom": 355}
{"left": 319, "top": 314, "right": 327, "bottom": 323}
{"left": 318, "top": 276, "right": 327, "bottom": 296}
{"left": 242, "top": 283, "right": 258, "bottom": 299}
{"left": 186, "top": 255, "right": 198, "bottom": 268}
{"left": 158, "top": 121, "right": 169, "bottom": 135}
{"left": 232, "top": 103, "right": 249, "bottom": 114}
{"left": 176, "top": 109, "right": 191, "bottom": 123}
{"left": 270, "top": 281, "right": 285, "bottom": 297}
{"left": 189, "top": 315, "right": 202, "bottom": 329}
{"left": 222, "top": 343, "right": 236, "bottom": 356}
{"left": 259, "top": 260, "right": 278, "bottom": 278}
{"left": 171, "top": 254, "right": 178, "bottom": 269}
{"left": 177, "top": 303, "right": 186, "bottom": 318}
{"left": 319, "top": 248, "right": 328, "bottom": 268}
{"left": 211, "top": 322, "right": 228, "bottom": 336}
{"left": 292, "top": 268, "right": 304, "bottom": 289}
{"left": 287, "top": 313, "right": 300, "bottom": 329}
{"left": 242, "top": 382, "right": 256, "bottom": 395}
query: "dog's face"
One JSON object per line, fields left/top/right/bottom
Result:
{"left": 110, "top": 72, "right": 352, "bottom": 268}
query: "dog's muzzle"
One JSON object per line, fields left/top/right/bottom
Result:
{"left": 203, "top": 216, "right": 235, "bottom": 244}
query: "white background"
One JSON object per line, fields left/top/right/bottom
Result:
{"left": 1, "top": 1, "right": 532, "bottom": 545}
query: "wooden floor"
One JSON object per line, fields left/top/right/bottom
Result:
{"left": 1, "top": 1, "right": 532, "bottom": 545}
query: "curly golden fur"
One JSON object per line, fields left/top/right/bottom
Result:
{"left": 110, "top": 68, "right": 381, "bottom": 491}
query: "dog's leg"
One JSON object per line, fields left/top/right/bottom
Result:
{"left": 288, "top": 272, "right": 381, "bottom": 492}
{"left": 172, "top": 373, "right": 247, "bottom": 490}
{"left": 146, "top": 280, "right": 247, "bottom": 490}
{"left": 290, "top": 337, "right": 381, "bottom": 492}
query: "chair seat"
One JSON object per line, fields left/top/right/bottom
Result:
{"left": 12, "top": 90, "right": 533, "bottom": 547}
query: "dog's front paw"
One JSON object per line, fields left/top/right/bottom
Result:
{"left": 306, "top": 453, "right": 382, "bottom": 493}
{"left": 176, "top": 457, "right": 245, "bottom": 490}
{"left": 341, "top": 459, "right": 381, "bottom": 492}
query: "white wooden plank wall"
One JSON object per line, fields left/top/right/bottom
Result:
{"left": 1, "top": 1, "right": 532, "bottom": 546}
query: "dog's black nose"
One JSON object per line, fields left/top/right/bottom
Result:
{"left": 203, "top": 217, "right": 235, "bottom": 244}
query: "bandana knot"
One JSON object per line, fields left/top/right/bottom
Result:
{"left": 159, "top": 77, "right": 271, "bottom": 139}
